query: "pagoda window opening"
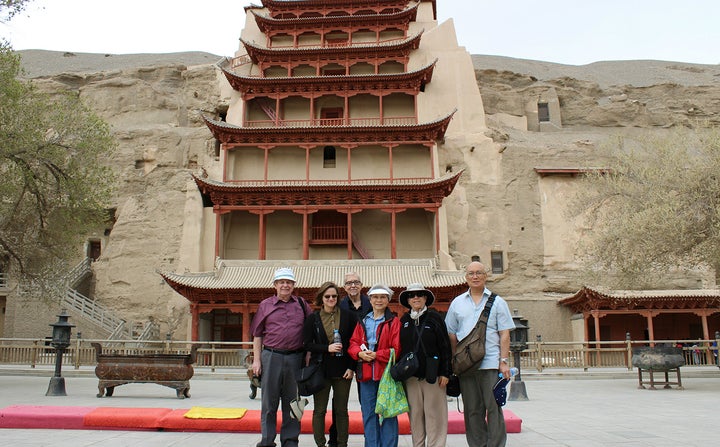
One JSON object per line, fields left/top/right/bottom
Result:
{"left": 352, "top": 29, "right": 377, "bottom": 45}
{"left": 264, "top": 66, "right": 289, "bottom": 78}
{"left": 324, "top": 31, "right": 350, "bottom": 47}
{"left": 349, "top": 62, "right": 375, "bottom": 75}
{"left": 322, "top": 63, "right": 346, "bottom": 76}
{"left": 379, "top": 28, "right": 405, "bottom": 42}
{"left": 355, "top": 10, "right": 377, "bottom": 16}
{"left": 293, "top": 64, "right": 315, "bottom": 77}
{"left": 299, "top": 12, "right": 322, "bottom": 19}
{"left": 327, "top": 11, "right": 350, "bottom": 17}
{"left": 378, "top": 60, "right": 405, "bottom": 75}
{"left": 298, "top": 31, "right": 321, "bottom": 47}
{"left": 269, "top": 33, "right": 293, "bottom": 48}
{"left": 538, "top": 102, "right": 550, "bottom": 122}
{"left": 323, "top": 146, "right": 337, "bottom": 168}
{"left": 491, "top": 251, "right": 504, "bottom": 274}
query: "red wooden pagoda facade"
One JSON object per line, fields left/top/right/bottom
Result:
{"left": 160, "top": 0, "right": 466, "bottom": 342}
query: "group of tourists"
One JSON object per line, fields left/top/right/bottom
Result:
{"left": 250, "top": 261, "right": 515, "bottom": 447}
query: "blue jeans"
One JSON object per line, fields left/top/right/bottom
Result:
{"left": 359, "top": 380, "right": 398, "bottom": 447}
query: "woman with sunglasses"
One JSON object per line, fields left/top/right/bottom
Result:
{"left": 303, "top": 281, "right": 357, "bottom": 447}
{"left": 398, "top": 283, "right": 452, "bottom": 447}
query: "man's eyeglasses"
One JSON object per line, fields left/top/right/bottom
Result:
{"left": 323, "top": 294, "right": 338, "bottom": 299}
{"left": 344, "top": 280, "right": 362, "bottom": 286}
{"left": 466, "top": 271, "right": 486, "bottom": 277}
{"left": 409, "top": 293, "right": 426, "bottom": 299}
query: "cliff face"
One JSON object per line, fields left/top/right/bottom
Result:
{"left": 13, "top": 51, "right": 226, "bottom": 338}
{"left": 10, "top": 50, "right": 720, "bottom": 338}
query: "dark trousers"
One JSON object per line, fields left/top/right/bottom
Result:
{"left": 257, "top": 350, "right": 303, "bottom": 447}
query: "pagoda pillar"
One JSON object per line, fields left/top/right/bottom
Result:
{"left": 301, "top": 145, "right": 314, "bottom": 181}
{"left": 386, "top": 144, "right": 399, "bottom": 180}
{"left": 294, "top": 209, "right": 317, "bottom": 260}
{"left": 250, "top": 210, "right": 275, "bottom": 259}
{"left": 242, "top": 304, "right": 251, "bottom": 342}
{"left": 639, "top": 310, "right": 659, "bottom": 345}
{"left": 191, "top": 303, "right": 200, "bottom": 341}
{"left": 391, "top": 210, "right": 397, "bottom": 258}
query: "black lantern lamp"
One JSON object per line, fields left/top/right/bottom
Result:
{"left": 509, "top": 310, "right": 529, "bottom": 401}
{"left": 46, "top": 309, "right": 75, "bottom": 396}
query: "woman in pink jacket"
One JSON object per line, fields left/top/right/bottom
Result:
{"left": 348, "top": 283, "right": 401, "bottom": 447}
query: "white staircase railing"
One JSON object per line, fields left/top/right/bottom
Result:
{"left": 63, "top": 288, "right": 128, "bottom": 338}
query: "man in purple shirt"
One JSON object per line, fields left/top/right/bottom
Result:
{"left": 251, "top": 267, "right": 312, "bottom": 447}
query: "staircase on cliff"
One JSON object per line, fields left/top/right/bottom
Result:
{"left": 63, "top": 258, "right": 158, "bottom": 341}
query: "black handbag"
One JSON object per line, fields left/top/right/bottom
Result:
{"left": 446, "top": 374, "right": 461, "bottom": 397}
{"left": 390, "top": 350, "right": 420, "bottom": 381}
{"left": 390, "top": 320, "right": 426, "bottom": 381}
{"left": 296, "top": 361, "right": 325, "bottom": 396}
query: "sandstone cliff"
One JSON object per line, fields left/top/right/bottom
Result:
{"left": 9, "top": 50, "right": 719, "bottom": 339}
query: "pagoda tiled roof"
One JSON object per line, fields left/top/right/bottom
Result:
{"left": 159, "top": 258, "right": 466, "bottom": 295}
{"left": 559, "top": 286, "right": 720, "bottom": 313}
{"left": 202, "top": 109, "right": 455, "bottom": 145}
{"left": 260, "top": 0, "right": 413, "bottom": 11}
{"left": 241, "top": 32, "right": 422, "bottom": 63}
{"left": 251, "top": 3, "right": 418, "bottom": 32}
{"left": 192, "top": 169, "right": 463, "bottom": 208}
{"left": 218, "top": 59, "right": 437, "bottom": 97}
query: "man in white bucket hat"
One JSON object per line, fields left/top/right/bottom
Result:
{"left": 251, "top": 267, "right": 312, "bottom": 447}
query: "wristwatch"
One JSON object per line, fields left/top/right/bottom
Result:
{"left": 500, "top": 357, "right": 509, "bottom": 364}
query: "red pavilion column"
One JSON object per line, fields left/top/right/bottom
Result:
{"left": 191, "top": 303, "right": 200, "bottom": 341}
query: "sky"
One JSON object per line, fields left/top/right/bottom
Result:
{"left": 2, "top": 0, "right": 719, "bottom": 66}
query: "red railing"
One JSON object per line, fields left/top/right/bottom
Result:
{"left": 243, "top": 116, "right": 416, "bottom": 128}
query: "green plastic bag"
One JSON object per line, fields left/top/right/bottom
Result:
{"left": 375, "top": 348, "right": 409, "bottom": 425}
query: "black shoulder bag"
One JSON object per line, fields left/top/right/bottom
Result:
{"left": 296, "top": 312, "right": 326, "bottom": 396}
{"left": 390, "top": 321, "right": 426, "bottom": 382}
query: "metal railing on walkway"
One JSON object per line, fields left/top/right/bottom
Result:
{"left": 1, "top": 338, "right": 717, "bottom": 373}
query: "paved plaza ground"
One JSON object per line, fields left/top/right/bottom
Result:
{"left": 0, "top": 366, "right": 718, "bottom": 446}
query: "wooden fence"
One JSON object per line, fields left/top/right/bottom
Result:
{"left": 0, "top": 338, "right": 717, "bottom": 372}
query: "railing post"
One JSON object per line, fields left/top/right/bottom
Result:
{"left": 31, "top": 340, "right": 39, "bottom": 368}
{"left": 535, "top": 340, "right": 543, "bottom": 372}
{"left": 211, "top": 343, "right": 217, "bottom": 373}
{"left": 625, "top": 333, "right": 633, "bottom": 370}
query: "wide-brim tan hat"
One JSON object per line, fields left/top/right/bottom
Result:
{"left": 399, "top": 283, "right": 435, "bottom": 308}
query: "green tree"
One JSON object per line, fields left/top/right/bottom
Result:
{"left": 572, "top": 127, "right": 720, "bottom": 288}
{"left": 1, "top": 0, "right": 32, "bottom": 22}
{"left": 0, "top": 42, "right": 116, "bottom": 291}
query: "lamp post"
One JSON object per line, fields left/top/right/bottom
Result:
{"left": 508, "top": 311, "right": 529, "bottom": 401}
{"left": 46, "top": 310, "right": 75, "bottom": 396}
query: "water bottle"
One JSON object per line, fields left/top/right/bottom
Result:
{"left": 333, "top": 329, "right": 343, "bottom": 357}
{"left": 499, "top": 367, "right": 519, "bottom": 378}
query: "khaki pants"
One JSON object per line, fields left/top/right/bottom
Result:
{"left": 405, "top": 377, "right": 448, "bottom": 447}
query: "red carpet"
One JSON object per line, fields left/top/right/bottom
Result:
{"left": 0, "top": 405, "right": 520, "bottom": 433}
{"left": 0, "top": 405, "right": 94, "bottom": 429}
{"left": 83, "top": 407, "right": 172, "bottom": 429}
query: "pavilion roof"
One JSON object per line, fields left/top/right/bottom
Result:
{"left": 192, "top": 169, "right": 462, "bottom": 208}
{"left": 159, "top": 258, "right": 467, "bottom": 304}
{"left": 202, "top": 109, "right": 455, "bottom": 145}
{"left": 559, "top": 286, "right": 720, "bottom": 313}
{"left": 251, "top": 3, "right": 418, "bottom": 32}
{"left": 241, "top": 32, "right": 422, "bottom": 63}
{"left": 218, "top": 59, "right": 437, "bottom": 97}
